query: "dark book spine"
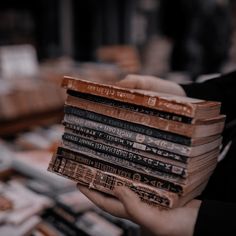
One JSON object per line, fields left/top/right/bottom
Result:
{"left": 63, "top": 120, "right": 188, "bottom": 163}
{"left": 64, "top": 114, "right": 192, "bottom": 156}
{"left": 64, "top": 105, "right": 191, "bottom": 145}
{"left": 62, "top": 139, "right": 185, "bottom": 184}
{"left": 67, "top": 89, "right": 192, "bottom": 123}
{"left": 62, "top": 132, "right": 187, "bottom": 178}
{"left": 55, "top": 146, "right": 183, "bottom": 194}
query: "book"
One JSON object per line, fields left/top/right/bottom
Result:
{"left": 62, "top": 132, "right": 189, "bottom": 177}
{"left": 67, "top": 89, "right": 192, "bottom": 123}
{"left": 63, "top": 115, "right": 222, "bottom": 157}
{"left": 48, "top": 152, "right": 208, "bottom": 208}
{"left": 66, "top": 90, "right": 225, "bottom": 138}
{"left": 64, "top": 106, "right": 222, "bottom": 146}
{"left": 48, "top": 153, "right": 179, "bottom": 208}
{"left": 62, "top": 140, "right": 188, "bottom": 184}
{"left": 64, "top": 105, "right": 204, "bottom": 146}
{"left": 62, "top": 76, "right": 221, "bottom": 119}
{"left": 50, "top": 146, "right": 217, "bottom": 195}
{"left": 62, "top": 139, "right": 217, "bottom": 187}
{"left": 62, "top": 131, "right": 219, "bottom": 177}
{"left": 63, "top": 121, "right": 221, "bottom": 164}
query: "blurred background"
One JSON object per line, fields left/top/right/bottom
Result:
{"left": 0, "top": 0, "right": 235, "bottom": 235}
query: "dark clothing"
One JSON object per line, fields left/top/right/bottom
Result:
{"left": 194, "top": 200, "right": 236, "bottom": 235}
{"left": 159, "top": 0, "right": 231, "bottom": 80}
{"left": 182, "top": 70, "right": 236, "bottom": 124}
{"left": 182, "top": 70, "right": 236, "bottom": 235}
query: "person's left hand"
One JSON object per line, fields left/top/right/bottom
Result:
{"left": 77, "top": 185, "right": 201, "bottom": 236}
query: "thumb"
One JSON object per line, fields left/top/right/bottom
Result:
{"left": 116, "top": 74, "right": 141, "bottom": 89}
{"left": 113, "top": 186, "right": 150, "bottom": 224}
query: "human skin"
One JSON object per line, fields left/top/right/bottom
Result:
{"left": 116, "top": 74, "right": 186, "bottom": 97}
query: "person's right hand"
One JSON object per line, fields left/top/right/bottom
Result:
{"left": 116, "top": 74, "right": 187, "bottom": 97}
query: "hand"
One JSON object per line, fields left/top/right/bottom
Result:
{"left": 78, "top": 185, "right": 201, "bottom": 236}
{"left": 116, "top": 74, "right": 187, "bottom": 97}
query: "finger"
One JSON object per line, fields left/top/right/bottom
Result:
{"left": 116, "top": 74, "right": 141, "bottom": 89}
{"left": 114, "top": 186, "right": 151, "bottom": 223}
{"left": 184, "top": 199, "right": 202, "bottom": 209}
{"left": 77, "top": 185, "right": 128, "bottom": 218}
{"left": 114, "top": 186, "right": 167, "bottom": 229}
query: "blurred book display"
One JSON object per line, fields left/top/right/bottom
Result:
{"left": 14, "top": 125, "right": 63, "bottom": 151}
{"left": 0, "top": 79, "right": 64, "bottom": 121}
{"left": 0, "top": 44, "right": 39, "bottom": 79}
{"left": 0, "top": 43, "right": 140, "bottom": 234}
{"left": 96, "top": 45, "right": 141, "bottom": 74}
{"left": 0, "top": 179, "right": 52, "bottom": 236}
{"left": 0, "top": 45, "right": 66, "bottom": 136}
{"left": 48, "top": 76, "right": 225, "bottom": 208}
{"left": 0, "top": 125, "right": 140, "bottom": 235}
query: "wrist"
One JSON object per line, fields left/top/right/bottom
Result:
{"left": 153, "top": 200, "right": 202, "bottom": 236}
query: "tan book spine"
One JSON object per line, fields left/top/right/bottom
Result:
{"left": 66, "top": 95, "right": 224, "bottom": 138}
{"left": 62, "top": 76, "right": 221, "bottom": 118}
{"left": 49, "top": 150, "right": 213, "bottom": 207}
{"left": 48, "top": 153, "right": 179, "bottom": 208}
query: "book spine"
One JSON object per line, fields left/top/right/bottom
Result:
{"left": 49, "top": 154, "right": 178, "bottom": 208}
{"left": 62, "top": 132, "right": 187, "bottom": 177}
{"left": 63, "top": 120, "right": 188, "bottom": 163}
{"left": 64, "top": 114, "right": 192, "bottom": 156}
{"left": 64, "top": 105, "right": 191, "bottom": 146}
{"left": 67, "top": 89, "right": 193, "bottom": 123}
{"left": 62, "top": 139, "right": 186, "bottom": 184}
{"left": 62, "top": 77, "right": 195, "bottom": 117}
{"left": 66, "top": 95, "right": 195, "bottom": 137}
{"left": 53, "top": 146, "right": 183, "bottom": 194}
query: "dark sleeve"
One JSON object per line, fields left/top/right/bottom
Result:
{"left": 181, "top": 70, "right": 236, "bottom": 123}
{"left": 194, "top": 200, "right": 236, "bottom": 236}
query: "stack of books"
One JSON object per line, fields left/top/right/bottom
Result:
{"left": 48, "top": 76, "right": 225, "bottom": 208}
